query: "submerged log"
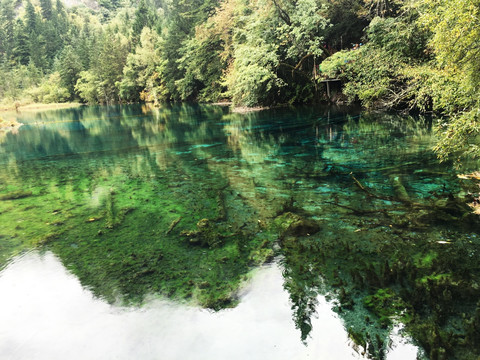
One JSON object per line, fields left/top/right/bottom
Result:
{"left": 165, "top": 217, "right": 182, "bottom": 235}
{"left": 0, "top": 190, "right": 33, "bottom": 200}
{"left": 350, "top": 173, "right": 393, "bottom": 202}
{"left": 351, "top": 172, "right": 423, "bottom": 207}
{"left": 389, "top": 175, "right": 410, "bottom": 203}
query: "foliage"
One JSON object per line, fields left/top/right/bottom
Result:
{"left": 223, "top": 0, "right": 283, "bottom": 106}
{"left": 74, "top": 70, "right": 98, "bottom": 104}
{"left": 119, "top": 27, "right": 168, "bottom": 104}
{"left": 176, "top": 21, "right": 228, "bottom": 102}
{"left": 434, "top": 109, "right": 480, "bottom": 163}
{"left": 221, "top": 0, "right": 330, "bottom": 106}
{"left": 323, "top": 0, "right": 367, "bottom": 50}
{"left": 417, "top": 0, "right": 480, "bottom": 161}
{"left": 57, "top": 45, "right": 84, "bottom": 99}
{"left": 27, "top": 72, "right": 70, "bottom": 103}
{"left": 366, "top": 15, "right": 429, "bottom": 61}
{"left": 0, "top": 62, "right": 42, "bottom": 102}
{"left": 175, "top": 0, "right": 242, "bottom": 102}
{"left": 318, "top": 49, "right": 358, "bottom": 79}
{"left": 75, "top": 30, "right": 130, "bottom": 104}
{"left": 320, "top": 45, "right": 402, "bottom": 108}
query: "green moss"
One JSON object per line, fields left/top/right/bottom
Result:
{"left": 248, "top": 248, "right": 274, "bottom": 264}
{"left": 418, "top": 273, "right": 452, "bottom": 285}
{"left": 363, "top": 288, "right": 410, "bottom": 327}
{"left": 414, "top": 251, "right": 438, "bottom": 268}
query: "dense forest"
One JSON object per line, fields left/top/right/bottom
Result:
{"left": 0, "top": 0, "right": 479, "bottom": 160}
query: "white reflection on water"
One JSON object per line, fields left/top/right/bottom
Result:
{"left": 0, "top": 252, "right": 417, "bottom": 360}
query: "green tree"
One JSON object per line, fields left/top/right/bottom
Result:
{"left": 75, "top": 70, "right": 98, "bottom": 104}
{"left": 323, "top": 0, "right": 368, "bottom": 50}
{"left": 119, "top": 27, "right": 167, "bottom": 104}
{"left": 27, "top": 72, "right": 70, "bottom": 102}
{"left": 74, "top": 21, "right": 100, "bottom": 71}
{"left": 221, "top": 0, "right": 328, "bottom": 106}
{"left": 176, "top": 23, "right": 227, "bottom": 101}
{"left": 0, "top": 62, "right": 41, "bottom": 101}
{"left": 417, "top": 0, "right": 480, "bottom": 161}
{"left": 220, "top": 0, "right": 280, "bottom": 106}
{"left": 0, "top": 0, "right": 15, "bottom": 62}
{"left": 40, "top": 0, "right": 53, "bottom": 20}
{"left": 75, "top": 30, "right": 129, "bottom": 104}
{"left": 319, "top": 7, "right": 432, "bottom": 110}
{"left": 12, "top": 19, "right": 30, "bottom": 66}
{"left": 174, "top": 0, "right": 243, "bottom": 101}
{"left": 95, "top": 31, "right": 129, "bottom": 103}
{"left": 25, "top": 0, "right": 39, "bottom": 32}
{"left": 132, "top": 0, "right": 157, "bottom": 40}
{"left": 58, "top": 45, "right": 84, "bottom": 99}
{"left": 55, "top": 0, "right": 65, "bottom": 15}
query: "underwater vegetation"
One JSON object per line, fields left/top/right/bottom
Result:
{"left": 0, "top": 104, "right": 479, "bottom": 359}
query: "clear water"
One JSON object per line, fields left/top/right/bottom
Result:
{"left": 0, "top": 104, "right": 479, "bottom": 359}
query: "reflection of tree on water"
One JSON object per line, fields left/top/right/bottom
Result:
{"left": 1, "top": 105, "right": 480, "bottom": 358}
{"left": 217, "top": 109, "right": 480, "bottom": 358}
{"left": 263, "top": 116, "right": 480, "bottom": 359}
{"left": 2, "top": 104, "right": 315, "bottom": 309}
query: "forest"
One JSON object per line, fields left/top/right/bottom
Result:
{"left": 0, "top": 0, "right": 479, "bottom": 161}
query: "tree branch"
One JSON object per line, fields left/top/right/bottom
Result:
{"left": 271, "top": 0, "right": 291, "bottom": 26}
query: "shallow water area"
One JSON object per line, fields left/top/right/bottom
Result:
{"left": 0, "top": 104, "right": 479, "bottom": 359}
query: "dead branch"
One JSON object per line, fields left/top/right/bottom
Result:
{"left": 166, "top": 217, "right": 182, "bottom": 235}
{"left": 350, "top": 172, "right": 396, "bottom": 202}
{"left": 323, "top": 200, "right": 380, "bottom": 214}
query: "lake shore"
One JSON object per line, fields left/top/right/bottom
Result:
{"left": 0, "top": 102, "right": 83, "bottom": 113}
{"left": 231, "top": 105, "right": 270, "bottom": 113}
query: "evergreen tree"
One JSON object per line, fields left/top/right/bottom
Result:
{"left": 0, "top": 0, "right": 16, "bottom": 61}
{"left": 25, "top": 0, "right": 39, "bottom": 34}
{"left": 132, "top": 0, "right": 156, "bottom": 40}
{"left": 55, "top": 0, "right": 65, "bottom": 16}
{"left": 58, "top": 45, "right": 84, "bottom": 98}
{"left": 12, "top": 19, "right": 30, "bottom": 66}
{"left": 40, "top": 0, "right": 53, "bottom": 20}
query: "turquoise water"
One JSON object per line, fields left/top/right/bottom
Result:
{"left": 0, "top": 104, "right": 479, "bottom": 359}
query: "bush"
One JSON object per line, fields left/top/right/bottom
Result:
{"left": 27, "top": 72, "right": 70, "bottom": 103}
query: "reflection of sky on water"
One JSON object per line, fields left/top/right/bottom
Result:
{"left": 0, "top": 252, "right": 417, "bottom": 360}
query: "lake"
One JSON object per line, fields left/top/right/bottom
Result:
{"left": 0, "top": 104, "right": 479, "bottom": 359}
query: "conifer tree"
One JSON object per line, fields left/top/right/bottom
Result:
{"left": 25, "top": 0, "right": 39, "bottom": 34}
{"left": 0, "top": 0, "right": 15, "bottom": 61}
{"left": 132, "top": 0, "right": 156, "bottom": 40}
{"left": 40, "top": 0, "right": 53, "bottom": 20}
{"left": 13, "top": 19, "right": 30, "bottom": 65}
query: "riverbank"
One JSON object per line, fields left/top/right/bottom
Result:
{"left": 0, "top": 102, "right": 83, "bottom": 113}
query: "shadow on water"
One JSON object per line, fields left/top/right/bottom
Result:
{"left": 1, "top": 103, "right": 480, "bottom": 359}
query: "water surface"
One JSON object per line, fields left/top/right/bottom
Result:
{"left": 0, "top": 104, "right": 479, "bottom": 359}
